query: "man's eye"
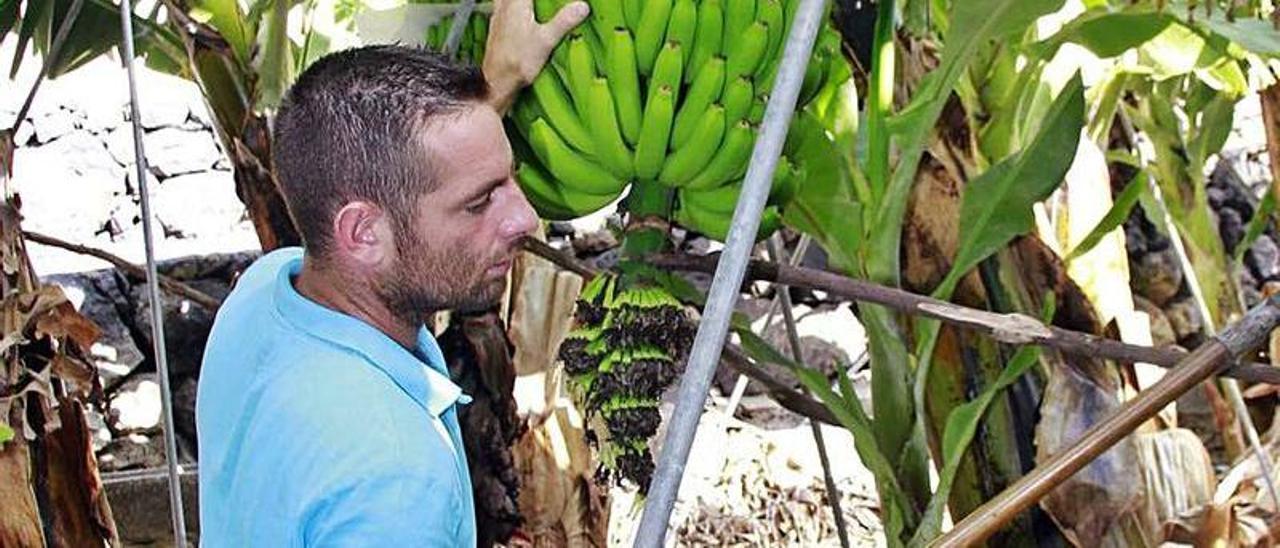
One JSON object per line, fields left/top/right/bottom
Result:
{"left": 465, "top": 192, "right": 493, "bottom": 214}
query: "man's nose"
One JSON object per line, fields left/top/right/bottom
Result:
{"left": 499, "top": 184, "right": 539, "bottom": 241}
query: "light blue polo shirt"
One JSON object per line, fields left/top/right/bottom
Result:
{"left": 196, "top": 247, "right": 476, "bottom": 547}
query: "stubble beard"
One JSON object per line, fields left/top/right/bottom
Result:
{"left": 375, "top": 232, "right": 507, "bottom": 327}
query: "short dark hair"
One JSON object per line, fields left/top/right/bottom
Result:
{"left": 272, "top": 45, "right": 489, "bottom": 257}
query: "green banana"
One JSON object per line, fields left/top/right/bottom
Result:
{"left": 623, "top": 0, "right": 642, "bottom": 29}
{"left": 607, "top": 28, "right": 644, "bottom": 146}
{"left": 678, "top": 184, "right": 740, "bottom": 216}
{"left": 634, "top": 85, "right": 675, "bottom": 181}
{"left": 722, "top": 76, "right": 754, "bottom": 124}
{"left": 533, "top": 0, "right": 566, "bottom": 23}
{"left": 670, "top": 56, "right": 725, "bottom": 149}
{"left": 725, "top": 21, "right": 768, "bottom": 83}
{"left": 511, "top": 94, "right": 545, "bottom": 143}
{"left": 769, "top": 155, "right": 801, "bottom": 207}
{"left": 685, "top": 0, "right": 723, "bottom": 83}
{"left": 634, "top": 0, "right": 673, "bottom": 76}
{"left": 567, "top": 35, "right": 597, "bottom": 119}
{"left": 664, "top": 0, "right": 697, "bottom": 66}
{"left": 723, "top": 0, "right": 756, "bottom": 52}
{"left": 518, "top": 161, "right": 622, "bottom": 220}
{"left": 659, "top": 104, "right": 725, "bottom": 187}
{"left": 756, "top": 0, "right": 784, "bottom": 77}
{"left": 590, "top": 0, "right": 627, "bottom": 41}
{"left": 799, "top": 48, "right": 828, "bottom": 106}
{"left": 646, "top": 41, "right": 684, "bottom": 107}
{"left": 528, "top": 118, "right": 624, "bottom": 196}
{"left": 749, "top": 96, "right": 766, "bottom": 124}
{"left": 586, "top": 77, "right": 635, "bottom": 180}
{"left": 685, "top": 119, "right": 754, "bottom": 190}
{"left": 676, "top": 198, "right": 781, "bottom": 242}
{"left": 531, "top": 70, "right": 596, "bottom": 156}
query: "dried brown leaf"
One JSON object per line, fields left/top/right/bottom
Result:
{"left": 34, "top": 301, "right": 99, "bottom": 355}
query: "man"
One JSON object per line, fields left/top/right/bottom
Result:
{"left": 196, "top": 1, "right": 589, "bottom": 545}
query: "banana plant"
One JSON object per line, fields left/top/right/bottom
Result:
{"left": 777, "top": 0, "right": 1280, "bottom": 545}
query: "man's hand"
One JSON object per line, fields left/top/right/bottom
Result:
{"left": 483, "top": 0, "right": 590, "bottom": 114}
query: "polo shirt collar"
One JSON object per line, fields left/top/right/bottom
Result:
{"left": 270, "top": 250, "right": 466, "bottom": 417}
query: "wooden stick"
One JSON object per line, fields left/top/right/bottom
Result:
{"left": 24, "top": 231, "right": 222, "bottom": 311}
{"left": 933, "top": 294, "right": 1280, "bottom": 546}
{"left": 649, "top": 252, "right": 1280, "bottom": 385}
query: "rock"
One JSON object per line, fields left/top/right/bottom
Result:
{"left": 135, "top": 98, "right": 190, "bottom": 130}
{"left": 128, "top": 281, "right": 218, "bottom": 380}
{"left": 32, "top": 107, "right": 76, "bottom": 143}
{"left": 1165, "top": 299, "right": 1204, "bottom": 341}
{"left": 110, "top": 374, "right": 162, "bottom": 431}
{"left": 81, "top": 103, "right": 123, "bottom": 135}
{"left": 97, "top": 432, "right": 166, "bottom": 472}
{"left": 547, "top": 221, "right": 575, "bottom": 238}
{"left": 1218, "top": 207, "right": 1245, "bottom": 255}
{"left": 1208, "top": 185, "right": 1227, "bottom": 208}
{"left": 1133, "top": 296, "right": 1176, "bottom": 347}
{"left": 105, "top": 126, "right": 136, "bottom": 166}
{"left": 142, "top": 127, "right": 223, "bottom": 178}
{"left": 51, "top": 130, "right": 124, "bottom": 180}
{"left": 1131, "top": 247, "right": 1183, "bottom": 306}
{"left": 1247, "top": 236, "right": 1280, "bottom": 281}
{"left": 570, "top": 228, "right": 617, "bottom": 256}
{"left": 152, "top": 171, "right": 244, "bottom": 238}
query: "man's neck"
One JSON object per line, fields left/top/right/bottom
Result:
{"left": 293, "top": 257, "right": 420, "bottom": 350}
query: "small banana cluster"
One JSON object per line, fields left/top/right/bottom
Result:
{"left": 558, "top": 273, "right": 693, "bottom": 491}
{"left": 423, "top": 5, "right": 490, "bottom": 64}
{"left": 508, "top": 0, "right": 847, "bottom": 237}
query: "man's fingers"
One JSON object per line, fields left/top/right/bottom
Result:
{"left": 542, "top": 1, "right": 591, "bottom": 44}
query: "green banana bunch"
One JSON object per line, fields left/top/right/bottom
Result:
{"left": 423, "top": 4, "right": 490, "bottom": 64}
{"left": 500, "top": 0, "right": 845, "bottom": 229}
{"left": 558, "top": 273, "right": 693, "bottom": 490}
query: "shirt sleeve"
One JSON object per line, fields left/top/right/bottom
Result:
{"left": 302, "top": 464, "right": 461, "bottom": 547}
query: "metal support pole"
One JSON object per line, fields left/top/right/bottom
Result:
{"left": 119, "top": 2, "right": 189, "bottom": 546}
{"left": 443, "top": 0, "right": 477, "bottom": 58}
{"left": 633, "top": 0, "right": 828, "bottom": 544}
{"left": 933, "top": 294, "right": 1280, "bottom": 546}
{"left": 766, "top": 236, "right": 851, "bottom": 548}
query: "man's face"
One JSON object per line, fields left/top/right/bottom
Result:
{"left": 376, "top": 104, "right": 537, "bottom": 321}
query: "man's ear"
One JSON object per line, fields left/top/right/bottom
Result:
{"left": 331, "top": 201, "right": 395, "bottom": 268}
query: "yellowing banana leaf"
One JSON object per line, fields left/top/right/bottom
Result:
{"left": 1140, "top": 20, "right": 1247, "bottom": 95}
{"left": 1066, "top": 168, "right": 1145, "bottom": 262}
